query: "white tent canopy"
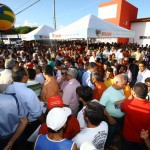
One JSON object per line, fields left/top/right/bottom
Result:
{"left": 50, "top": 14, "right": 135, "bottom": 40}
{"left": 22, "top": 25, "right": 55, "bottom": 41}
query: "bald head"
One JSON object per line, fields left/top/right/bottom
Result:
{"left": 114, "top": 74, "right": 127, "bottom": 83}
{"left": 113, "top": 74, "right": 127, "bottom": 89}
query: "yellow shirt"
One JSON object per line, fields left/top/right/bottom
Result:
{"left": 124, "top": 84, "right": 131, "bottom": 99}
{"left": 104, "top": 78, "right": 114, "bottom": 88}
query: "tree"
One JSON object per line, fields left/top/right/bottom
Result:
{"left": 3, "top": 26, "right": 37, "bottom": 34}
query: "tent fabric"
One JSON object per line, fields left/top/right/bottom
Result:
{"left": 50, "top": 14, "right": 135, "bottom": 39}
{"left": 22, "top": 25, "right": 54, "bottom": 41}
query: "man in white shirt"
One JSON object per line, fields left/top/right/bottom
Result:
{"left": 76, "top": 86, "right": 95, "bottom": 130}
{"left": 72, "top": 102, "right": 108, "bottom": 150}
{"left": 0, "top": 59, "right": 15, "bottom": 93}
{"left": 136, "top": 61, "right": 150, "bottom": 83}
{"left": 34, "top": 65, "right": 45, "bottom": 85}
{"left": 89, "top": 51, "right": 96, "bottom": 62}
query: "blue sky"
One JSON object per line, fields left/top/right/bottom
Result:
{"left": 1, "top": 0, "right": 150, "bottom": 29}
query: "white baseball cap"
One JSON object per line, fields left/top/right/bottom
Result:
{"left": 46, "top": 107, "right": 71, "bottom": 131}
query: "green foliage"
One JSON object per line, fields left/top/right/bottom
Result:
{"left": 3, "top": 26, "right": 37, "bottom": 34}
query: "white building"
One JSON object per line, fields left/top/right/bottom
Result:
{"left": 130, "top": 18, "right": 150, "bottom": 46}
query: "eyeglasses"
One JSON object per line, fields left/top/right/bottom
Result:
{"left": 61, "top": 72, "right": 67, "bottom": 75}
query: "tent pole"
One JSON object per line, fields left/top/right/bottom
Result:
{"left": 87, "top": 38, "right": 89, "bottom": 50}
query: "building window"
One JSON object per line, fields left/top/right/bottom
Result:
{"left": 139, "top": 36, "right": 150, "bottom": 39}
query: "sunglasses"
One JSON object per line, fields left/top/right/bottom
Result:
{"left": 61, "top": 72, "right": 67, "bottom": 75}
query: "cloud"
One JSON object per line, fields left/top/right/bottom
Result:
{"left": 23, "top": 20, "right": 39, "bottom": 27}
{"left": 58, "top": 25, "right": 64, "bottom": 29}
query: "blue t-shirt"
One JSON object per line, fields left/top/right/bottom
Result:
{"left": 35, "top": 134, "right": 74, "bottom": 150}
{"left": 100, "top": 86, "right": 125, "bottom": 118}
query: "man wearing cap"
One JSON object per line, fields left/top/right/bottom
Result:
{"left": 0, "top": 58, "right": 16, "bottom": 93}
{"left": 39, "top": 95, "right": 80, "bottom": 139}
{"left": 62, "top": 68, "right": 80, "bottom": 116}
{"left": 35, "top": 107, "right": 78, "bottom": 150}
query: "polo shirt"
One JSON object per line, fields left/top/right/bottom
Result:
{"left": 100, "top": 86, "right": 125, "bottom": 118}
{"left": 121, "top": 98, "right": 150, "bottom": 143}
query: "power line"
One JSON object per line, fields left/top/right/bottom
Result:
{"left": 15, "top": 0, "right": 41, "bottom": 15}
{"left": 14, "top": 0, "right": 33, "bottom": 12}
{"left": 37, "top": 0, "right": 101, "bottom": 22}
{"left": 57, "top": 0, "right": 101, "bottom": 18}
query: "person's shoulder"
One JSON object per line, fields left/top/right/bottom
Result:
{"left": 26, "top": 86, "right": 39, "bottom": 95}
{"left": 97, "top": 121, "right": 108, "bottom": 131}
{"left": 100, "top": 121, "right": 108, "bottom": 127}
{"left": 146, "top": 69, "right": 150, "bottom": 73}
{"left": 37, "top": 134, "right": 47, "bottom": 141}
{"left": 0, "top": 93, "right": 15, "bottom": 102}
{"left": 104, "top": 86, "right": 112, "bottom": 92}
{"left": 122, "top": 99, "right": 132, "bottom": 107}
{"left": 6, "top": 83, "right": 14, "bottom": 92}
{"left": 82, "top": 71, "right": 88, "bottom": 76}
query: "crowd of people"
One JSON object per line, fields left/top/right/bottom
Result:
{"left": 0, "top": 41, "right": 150, "bottom": 150}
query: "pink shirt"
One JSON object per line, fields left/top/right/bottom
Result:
{"left": 62, "top": 79, "right": 80, "bottom": 116}
{"left": 57, "top": 76, "right": 68, "bottom": 92}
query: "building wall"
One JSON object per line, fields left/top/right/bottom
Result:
{"left": 98, "top": 0, "right": 138, "bottom": 44}
{"left": 129, "top": 22, "right": 150, "bottom": 46}
{"left": 98, "top": 0, "right": 121, "bottom": 25}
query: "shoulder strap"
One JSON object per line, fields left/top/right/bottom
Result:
{"left": 7, "top": 93, "right": 20, "bottom": 115}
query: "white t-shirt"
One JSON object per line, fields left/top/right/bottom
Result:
{"left": 56, "top": 69, "right": 61, "bottom": 78}
{"left": 35, "top": 73, "right": 45, "bottom": 84}
{"left": 136, "top": 68, "right": 150, "bottom": 83}
{"left": 72, "top": 121, "right": 108, "bottom": 150}
{"left": 77, "top": 99, "right": 99, "bottom": 130}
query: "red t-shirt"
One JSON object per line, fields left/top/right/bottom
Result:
{"left": 39, "top": 115, "right": 80, "bottom": 139}
{"left": 121, "top": 98, "right": 150, "bottom": 143}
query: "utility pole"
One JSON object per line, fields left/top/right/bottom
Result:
{"left": 0, "top": 31, "right": 4, "bottom": 46}
{"left": 53, "top": 0, "right": 56, "bottom": 30}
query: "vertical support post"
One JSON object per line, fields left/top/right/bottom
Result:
{"left": 0, "top": 31, "right": 4, "bottom": 45}
{"left": 53, "top": 0, "right": 56, "bottom": 30}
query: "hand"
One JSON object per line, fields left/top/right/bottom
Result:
{"left": 128, "top": 94, "right": 133, "bottom": 100}
{"left": 62, "top": 77, "right": 66, "bottom": 81}
{"left": 140, "top": 129, "right": 149, "bottom": 141}
{"left": 3, "top": 144, "right": 13, "bottom": 150}
{"left": 108, "top": 116, "right": 116, "bottom": 125}
{"left": 114, "top": 99, "right": 124, "bottom": 105}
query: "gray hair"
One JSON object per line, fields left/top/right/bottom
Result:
{"left": 114, "top": 74, "right": 127, "bottom": 83}
{"left": 67, "top": 68, "right": 78, "bottom": 79}
{"left": 5, "top": 59, "right": 16, "bottom": 69}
